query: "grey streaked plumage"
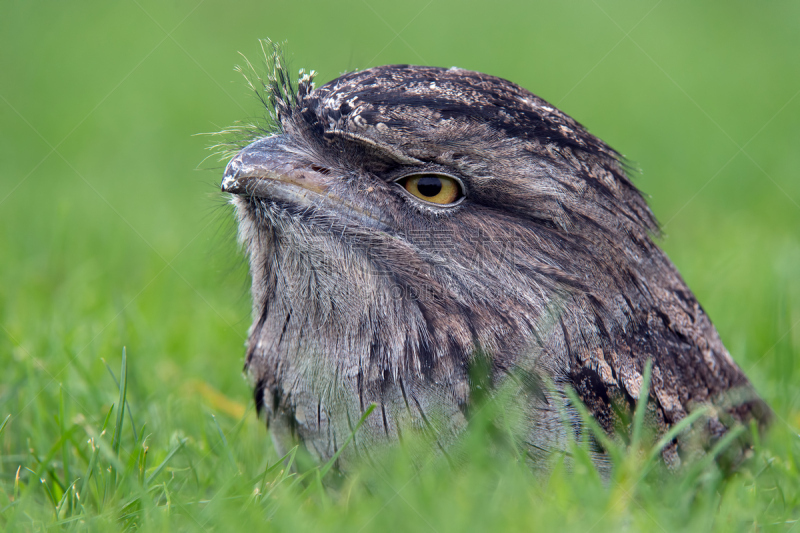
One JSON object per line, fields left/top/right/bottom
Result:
{"left": 221, "top": 48, "right": 770, "bottom": 473}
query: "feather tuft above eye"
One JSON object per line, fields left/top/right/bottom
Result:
{"left": 205, "top": 40, "right": 317, "bottom": 166}
{"left": 235, "top": 39, "right": 316, "bottom": 133}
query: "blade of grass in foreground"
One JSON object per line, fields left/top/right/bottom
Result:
{"left": 212, "top": 413, "right": 240, "bottom": 474}
{"left": 630, "top": 360, "right": 654, "bottom": 451}
{"left": 58, "top": 387, "right": 71, "bottom": 513}
{"left": 563, "top": 387, "right": 623, "bottom": 465}
{"left": 110, "top": 348, "right": 128, "bottom": 458}
{"left": 645, "top": 406, "right": 710, "bottom": 466}
{"left": 145, "top": 439, "right": 186, "bottom": 487}
{"left": 319, "top": 403, "right": 376, "bottom": 480}
{"left": 103, "top": 351, "right": 138, "bottom": 443}
{"left": 107, "top": 348, "right": 128, "bottom": 501}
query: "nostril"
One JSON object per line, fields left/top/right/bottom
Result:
{"left": 310, "top": 164, "right": 331, "bottom": 176}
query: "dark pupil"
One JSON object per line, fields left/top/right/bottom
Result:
{"left": 416, "top": 176, "right": 442, "bottom": 197}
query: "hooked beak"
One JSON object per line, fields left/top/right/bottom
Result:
{"left": 221, "top": 135, "right": 392, "bottom": 231}
{"left": 221, "top": 135, "right": 329, "bottom": 199}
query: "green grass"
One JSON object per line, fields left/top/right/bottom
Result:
{"left": 2, "top": 352, "right": 799, "bottom": 531}
{"left": 1, "top": 0, "right": 799, "bottom": 530}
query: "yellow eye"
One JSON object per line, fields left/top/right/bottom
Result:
{"left": 398, "top": 174, "right": 462, "bottom": 205}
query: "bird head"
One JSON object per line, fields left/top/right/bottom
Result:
{"left": 222, "top": 60, "right": 659, "bottom": 388}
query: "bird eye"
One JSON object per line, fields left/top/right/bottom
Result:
{"left": 396, "top": 174, "right": 463, "bottom": 205}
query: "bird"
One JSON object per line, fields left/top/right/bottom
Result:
{"left": 220, "top": 45, "right": 770, "bottom": 474}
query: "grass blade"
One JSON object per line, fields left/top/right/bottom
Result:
{"left": 645, "top": 405, "right": 710, "bottom": 465}
{"left": 103, "top": 354, "right": 138, "bottom": 443}
{"left": 106, "top": 348, "right": 128, "bottom": 501}
{"left": 319, "top": 404, "right": 376, "bottom": 479}
{"left": 58, "top": 386, "right": 71, "bottom": 511}
{"left": 212, "top": 414, "right": 239, "bottom": 473}
{"left": 110, "top": 348, "right": 128, "bottom": 457}
{"left": 55, "top": 479, "right": 78, "bottom": 518}
{"left": 682, "top": 424, "right": 747, "bottom": 488}
{"left": 145, "top": 438, "right": 186, "bottom": 486}
{"left": 77, "top": 439, "right": 99, "bottom": 512}
{"left": 563, "top": 387, "right": 623, "bottom": 464}
{"left": 631, "top": 359, "right": 653, "bottom": 451}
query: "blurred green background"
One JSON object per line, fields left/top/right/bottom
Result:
{"left": 1, "top": 0, "right": 799, "bottom": 530}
